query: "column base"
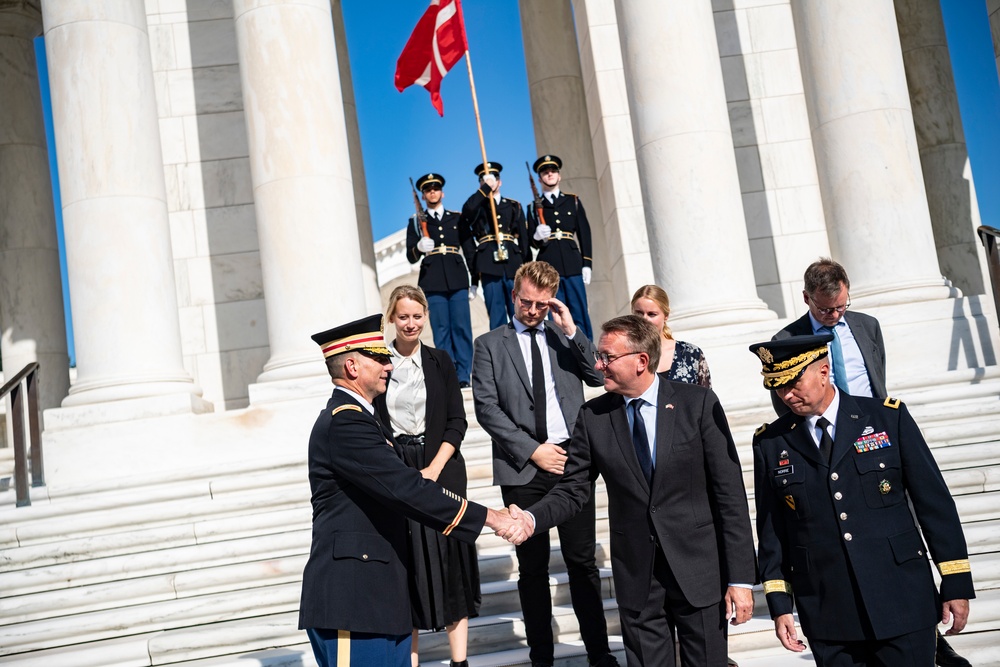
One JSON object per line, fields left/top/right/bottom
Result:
{"left": 248, "top": 374, "right": 333, "bottom": 405}
{"left": 850, "top": 279, "right": 960, "bottom": 308}
{"left": 256, "top": 352, "right": 327, "bottom": 384}
{"left": 45, "top": 392, "right": 214, "bottom": 431}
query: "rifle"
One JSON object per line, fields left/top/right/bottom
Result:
{"left": 526, "top": 161, "right": 548, "bottom": 234}
{"left": 409, "top": 178, "right": 430, "bottom": 239}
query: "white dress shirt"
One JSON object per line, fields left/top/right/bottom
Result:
{"left": 512, "top": 318, "right": 571, "bottom": 443}
{"left": 808, "top": 313, "right": 873, "bottom": 398}
{"left": 625, "top": 375, "right": 660, "bottom": 467}
{"left": 805, "top": 387, "right": 841, "bottom": 449}
{"left": 386, "top": 341, "right": 427, "bottom": 436}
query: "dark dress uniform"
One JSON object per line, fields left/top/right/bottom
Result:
{"left": 752, "top": 391, "right": 974, "bottom": 664}
{"left": 460, "top": 162, "right": 530, "bottom": 330}
{"left": 299, "top": 316, "right": 488, "bottom": 667}
{"left": 406, "top": 176, "right": 473, "bottom": 385}
{"left": 526, "top": 156, "right": 594, "bottom": 340}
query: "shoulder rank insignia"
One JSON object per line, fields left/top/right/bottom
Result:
{"left": 332, "top": 404, "right": 362, "bottom": 416}
{"left": 754, "top": 423, "right": 767, "bottom": 437}
{"left": 883, "top": 396, "right": 901, "bottom": 409}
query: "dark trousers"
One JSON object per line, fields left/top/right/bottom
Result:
{"left": 809, "top": 626, "right": 936, "bottom": 667}
{"left": 482, "top": 274, "right": 516, "bottom": 330}
{"left": 619, "top": 548, "right": 728, "bottom": 667}
{"left": 501, "top": 470, "right": 609, "bottom": 666}
{"left": 556, "top": 274, "right": 592, "bottom": 341}
{"left": 426, "top": 288, "right": 473, "bottom": 383}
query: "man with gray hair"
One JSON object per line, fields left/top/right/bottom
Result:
{"left": 512, "top": 315, "right": 757, "bottom": 666}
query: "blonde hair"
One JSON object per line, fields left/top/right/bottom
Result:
{"left": 630, "top": 284, "right": 673, "bottom": 340}
{"left": 385, "top": 284, "right": 428, "bottom": 322}
{"left": 514, "top": 261, "right": 560, "bottom": 295}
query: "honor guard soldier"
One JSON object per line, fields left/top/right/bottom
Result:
{"left": 298, "top": 314, "right": 518, "bottom": 667}
{"left": 748, "top": 335, "right": 974, "bottom": 667}
{"left": 407, "top": 173, "right": 474, "bottom": 387}
{"left": 526, "top": 155, "right": 594, "bottom": 340}
{"left": 460, "top": 161, "right": 530, "bottom": 330}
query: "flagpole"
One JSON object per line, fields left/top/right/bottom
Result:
{"left": 462, "top": 45, "right": 507, "bottom": 261}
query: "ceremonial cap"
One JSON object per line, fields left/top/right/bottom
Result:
{"left": 311, "top": 314, "right": 391, "bottom": 359}
{"left": 474, "top": 161, "right": 503, "bottom": 177}
{"left": 416, "top": 173, "right": 445, "bottom": 190}
{"left": 748, "top": 334, "right": 833, "bottom": 389}
{"left": 533, "top": 154, "right": 562, "bottom": 173}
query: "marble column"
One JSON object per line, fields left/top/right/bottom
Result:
{"left": 519, "top": 0, "right": 614, "bottom": 327}
{"left": 896, "top": 0, "right": 983, "bottom": 295}
{"left": 42, "top": 0, "right": 201, "bottom": 407}
{"left": 332, "top": 0, "right": 381, "bottom": 315}
{"left": 0, "top": 3, "right": 69, "bottom": 412}
{"left": 792, "top": 0, "right": 951, "bottom": 306}
{"left": 233, "top": 0, "right": 365, "bottom": 383}
{"left": 613, "top": 0, "right": 774, "bottom": 327}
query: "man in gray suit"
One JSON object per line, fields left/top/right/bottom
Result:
{"left": 771, "top": 258, "right": 886, "bottom": 417}
{"left": 472, "top": 261, "right": 616, "bottom": 667}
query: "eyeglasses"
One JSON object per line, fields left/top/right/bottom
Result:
{"left": 516, "top": 295, "right": 550, "bottom": 311}
{"left": 808, "top": 295, "right": 851, "bottom": 316}
{"left": 596, "top": 351, "right": 642, "bottom": 368}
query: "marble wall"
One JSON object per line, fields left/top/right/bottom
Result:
{"left": 145, "top": 0, "right": 268, "bottom": 410}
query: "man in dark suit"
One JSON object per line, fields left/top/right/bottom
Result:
{"left": 461, "top": 161, "right": 530, "bottom": 330}
{"left": 525, "top": 155, "right": 594, "bottom": 340}
{"left": 771, "top": 258, "right": 886, "bottom": 416}
{"left": 407, "top": 172, "right": 474, "bottom": 387}
{"left": 511, "top": 315, "right": 757, "bottom": 666}
{"left": 298, "top": 314, "right": 515, "bottom": 667}
{"left": 748, "top": 334, "right": 974, "bottom": 666}
{"left": 472, "top": 261, "right": 616, "bottom": 667}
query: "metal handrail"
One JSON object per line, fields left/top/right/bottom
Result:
{"left": 1, "top": 362, "right": 43, "bottom": 507}
{"left": 978, "top": 225, "right": 1000, "bottom": 338}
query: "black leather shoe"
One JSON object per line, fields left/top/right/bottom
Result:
{"left": 589, "top": 655, "right": 620, "bottom": 667}
{"left": 936, "top": 632, "right": 971, "bottom": 667}
{"left": 458, "top": 381, "right": 471, "bottom": 389}
{"left": 727, "top": 657, "right": 740, "bottom": 667}
{"left": 450, "top": 662, "right": 469, "bottom": 667}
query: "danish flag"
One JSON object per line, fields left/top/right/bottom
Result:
{"left": 394, "top": 0, "right": 468, "bottom": 116}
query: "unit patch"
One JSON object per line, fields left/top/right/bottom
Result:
{"left": 784, "top": 495, "right": 796, "bottom": 510}
{"left": 854, "top": 431, "right": 891, "bottom": 453}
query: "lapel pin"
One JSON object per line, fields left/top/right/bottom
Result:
{"left": 665, "top": 403, "right": 674, "bottom": 410}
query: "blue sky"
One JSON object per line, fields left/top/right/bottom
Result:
{"left": 342, "top": 1, "right": 1000, "bottom": 242}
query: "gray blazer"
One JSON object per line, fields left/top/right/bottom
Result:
{"left": 771, "top": 309, "right": 887, "bottom": 416}
{"left": 472, "top": 321, "right": 604, "bottom": 486}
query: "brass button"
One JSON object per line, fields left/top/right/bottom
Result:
{"left": 831, "top": 472, "right": 839, "bottom": 481}
{"left": 844, "top": 533, "right": 853, "bottom": 541}
{"left": 834, "top": 492, "right": 843, "bottom": 500}
{"left": 840, "top": 512, "right": 847, "bottom": 520}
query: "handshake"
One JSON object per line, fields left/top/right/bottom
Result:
{"left": 485, "top": 504, "right": 535, "bottom": 545}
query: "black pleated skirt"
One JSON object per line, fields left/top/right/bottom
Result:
{"left": 400, "top": 439, "right": 482, "bottom": 631}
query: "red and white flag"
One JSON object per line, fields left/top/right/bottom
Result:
{"left": 394, "top": 0, "right": 468, "bottom": 116}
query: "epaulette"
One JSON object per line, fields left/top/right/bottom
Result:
{"left": 332, "top": 404, "right": 362, "bottom": 416}
{"left": 883, "top": 397, "right": 901, "bottom": 409}
{"left": 754, "top": 423, "right": 767, "bottom": 437}
{"left": 505, "top": 197, "right": 521, "bottom": 205}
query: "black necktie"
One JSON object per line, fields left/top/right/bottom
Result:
{"left": 816, "top": 416, "right": 834, "bottom": 463}
{"left": 530, "top": 329, "right": 548, "bottom": 443}
{"left": 630, "top": 399, "right": 653, "bottom": 484}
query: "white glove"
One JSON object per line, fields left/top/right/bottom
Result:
{"left": 533, "top": 224, "right": 552, "bottom": 242}
{"left": 468, "top": 288, "right": 477, "bottom": 301}
{"left": 483, "top": 174, "right": 498, "bottom": 191}
{"left": 417, "top": 236, "right": 435, "bottom": 253}
{"left": 581, "top": 267, "right": 592, "bottom": 285}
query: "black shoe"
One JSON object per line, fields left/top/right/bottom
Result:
{"left": 727, "top": 657, "right": 740, "bottom": 667}
{"left": 450, "top": 662, "right": 469, "bottom": 667}
{"left": 589, "top": 655, "right": 620, "bottom": 667}
{"left": 531, "top": 663, "right": 553, "bottom": 667}
{"left": 936, "top": 633, "right": 971, "bottom": 667}
{"left": 459, "top": 381, "right": 471, "bottom": 389}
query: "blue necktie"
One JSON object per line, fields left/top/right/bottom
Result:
{"left": 629, "top": 399, "right": 653, "bottom": 485}
{"left": 821, "top": 325, "right": 849, "bottom": 393}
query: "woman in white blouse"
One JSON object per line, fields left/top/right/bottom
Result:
{"left": 374, "top": 285, "right": 480, "bottom": 667}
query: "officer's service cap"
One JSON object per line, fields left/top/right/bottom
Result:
{"left": 311, "top": 314, "right": 391, "bottom": 359}
{"left": 533, "top": 154, "right": 563, "bottom": 173}
{"left": 474, "top": 161, "right": 503, "bottom": 177}
{"left": 748, "top": 334, "right": 833, "bottom": 390}
{"left": 416, "top": 173, "right": 445, "bottom": 190}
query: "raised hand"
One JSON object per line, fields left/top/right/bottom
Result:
{"left": 545, "top": 297, "right": 576, "bottom": 338}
